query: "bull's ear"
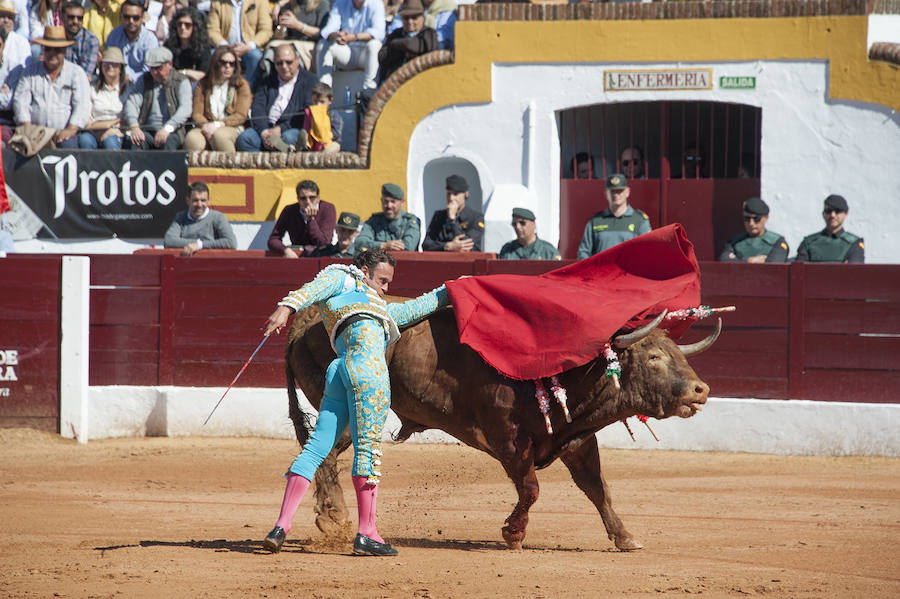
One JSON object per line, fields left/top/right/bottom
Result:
{"left": 613, "top": 310, "right": 668, "bottom": 349}
{"left": 677, "top": 318, "right": 722, "bottom": 356}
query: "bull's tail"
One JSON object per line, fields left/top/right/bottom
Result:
{"left": 285, "top": 359, "right": 312, "bottom": 447}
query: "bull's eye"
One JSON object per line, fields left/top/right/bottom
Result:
{"left": 648, "top": 353, "right": 661, "bottom": 362}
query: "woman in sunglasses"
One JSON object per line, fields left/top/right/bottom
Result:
{"left": 184, "top": 44, "right": 250, "bottom": 152}
{"left": 163, "top": 6, "right": 211, "bottom": 84}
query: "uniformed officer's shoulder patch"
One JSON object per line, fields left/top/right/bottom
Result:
{"left": 477, "top": 220, "right": 485, "bottom": 229}
{"left": 639, "top": 210, "right": 649, "bottom": 219}
{"left": 858, "top": 241, "right": 865, "bottom": 249}
{"left": 780, "top": 241, "right": 788, "bottom": 250}
{"left": 409, "top": 214, "right": 420, "bottom": 224}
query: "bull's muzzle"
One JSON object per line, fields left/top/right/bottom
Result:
{"left": 676, "top": 380, "right": 709, "bottom": 418}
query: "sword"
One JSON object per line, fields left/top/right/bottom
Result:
{"left": 202, "top": 334, "right": 270, "bottom": 426}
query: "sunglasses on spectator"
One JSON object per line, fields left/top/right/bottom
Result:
{"left": 122, "top": 14, "right": 142, "bottom": 21}
{"left": 65, "top": 13, "right": 84, "bottom": 20}
{"left": 823, "top": 208, "right": 845, "bottom": 215}
{"left": 219, "top": 59, "right": 236, "bottom": 67}
{"left": 685, "top": 156, "right": 701, "bottom": 161}
{"left": 621, "top": 159, "right": 640, "bottom": 166}
{"left": 743, "top": 215, "right": 763, "bottom": 223}
{"left": 176, "top": 21, "right": 193, "bottom": 29}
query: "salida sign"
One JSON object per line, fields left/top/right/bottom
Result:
{"left": 2, "top": 149, "right": 188, "bottom": 239}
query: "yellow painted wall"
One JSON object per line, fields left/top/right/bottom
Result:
{"left": 197, "top": 16, "right": 898, "bottom": 222}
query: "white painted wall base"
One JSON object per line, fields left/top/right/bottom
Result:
{"left": 88, "top": 387, "right": 898, "bottom": 457}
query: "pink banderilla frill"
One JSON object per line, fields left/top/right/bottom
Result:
{"left": 534, "top": 379, "right": 553, "bottom": 434}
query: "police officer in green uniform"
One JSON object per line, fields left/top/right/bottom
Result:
{"left": 795, "top": 195, "right": 865, "bottom": 263}
{"left": 498, "top": 208, "right": 561, "bottom": 260}
{"left": 576, "top": 173, "right": 651, "bottom": 259}
{"left": 354, "top": 183, "right": 421, "bottom": 254}
{"left": 422, "top": 175, "right": 485, "bottom": 252}
{"left": 312, "top": 212, "right": 361, "bottom": 258}
{"left": 718, "top": 197, "right": 789, "bottom": 263}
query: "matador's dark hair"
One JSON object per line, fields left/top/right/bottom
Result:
{"left": 354, "top": 248, "right": 396, "bottom": 271}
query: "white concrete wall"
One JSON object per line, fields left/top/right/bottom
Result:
{"left": 87, "top": 387, "right": 899, "bottom": 456}
{"left": 406, "top": 60, "right": 900, "bottom": 262}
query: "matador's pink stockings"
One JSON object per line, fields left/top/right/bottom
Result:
{"left": 352, "top": 475, "right": 384, "bottom": 543}
{"left": 274, "top": 473, "right": 311, "bottom": 532}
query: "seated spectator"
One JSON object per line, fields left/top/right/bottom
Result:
{"left": 164, "top": 181, "right": 237, "bottom": 256}
{"left": 207, "top": 0, "right": 271, "bottom": 90}
{"left": 498, "top": 208, "right": 560, "bottom": 260}
{"left": 387, "top": 0, "right": 454, "bottom": 52}
{"left": 312, "top": 210, "right": 360, "bottom": 258}
{"left": 576, "top": 173, "right": 650, "bottom": 259}
{"left": 795, "top": 194, "right": 865, "bottom": 263}
{"left": 422, "top": 174, "right": 484, "bottom": 252}
{"left": 105, "top": 0, "right": 159, "bottom": 83}
{"left": 122, "top": 46, "right": 191, "bottom": 149}
{"left": 78, "top": 45, "right": 127, "bottom": 148}
{"left": 28, "top": 0, "right": 63, "bottom": 47}
{"left": 83, "top": 0, "right": 124, "bottom": 49}
{"left": 62, "top": 1, "right": 99, "bottom": 80}
{"left": 267, "top": 179, "right": 336, "bottom": 258}
{"left": 620, "top": 145, "right": 645, "bottom": 179}
{"left": 184, "top": 45, "right": 251, "bottom": 152}
{"left": 268, "top": 0, "right": 330, "bottom": 72}
{"left": 355, "top": 183, "right": 420, "bottom": 253}
{"left": 163, "top": 6, "right": 212, "bottom": 84}
{"left": 718, "top": 197, "right": 788, "bottom": 263}
{"left": 13, "top": 26, "right": 90, "bottom": 148}
{"left": 317, "top": 0, "right": 384, "bottom": 92}
{"left": 299, "top": 81, "right": 340, "bottom": 152}
{"left": 0, "top": 29, "right": 24, "bottom": 145}
{"left": 236, "top": 44, "right": 316, "bottom": 152}
{"left": 677, "top": 143, "right": 707, "bottom": 179}
{"left": 0, "top": 0, "right": 31, "bottom": 70}
{"left": 377, "top": 0, "right": 435, "bottom": 84}
{"left": 155, "top": 0, "right": 176, "bottom": 43}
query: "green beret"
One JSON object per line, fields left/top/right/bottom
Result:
{"left": 824, "top": 194, "right": 848, "bottom": 212}
{"left": 606, "top": 173, "right": 628, "bottom": 190}
{"left": 337, "top": 211, "right": 360, "bottom": 229}
{"left": 743, "top": 197, "right": 769, "bottom": 216}
{"left": 381, "top": 183, "right": 404, "bottom": 200}
{"left": 512, "top": 207, "right": 535, "bottom": 221}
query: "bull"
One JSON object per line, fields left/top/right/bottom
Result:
{"left": 284, "top": 304, "right": 719, "bottom": 551}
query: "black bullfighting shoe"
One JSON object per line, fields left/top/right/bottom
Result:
{"left": 352, "top": 533, "right": 399, "bottom": 556}
{"left": 263, "top": 526, "right": 285, "bottom": 553}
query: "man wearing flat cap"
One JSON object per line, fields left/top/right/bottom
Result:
{"left": 377, "top": 0, "right": 436, "bottom": 84}
{"left": 13, "top": 25, "right": 90, "bottom": 149}
{"left": 498, "top": 208, "right": 561, "bottom": 260}
{"left": 422, "top": 174, "right": 485, "bottom": 252}
{"left": 577, "top": 173, "right": 650, "bottom": 259}
{"left": 795, "top": 194, "right": 865, "bottom": 263}
{"left": 355, "top": 183, "right": 421, "bottom": 253}
{"left": 123, "top": 45, "right": 191, "bottom": 149}
{"left": 313, "top": 211, "right": 362, "bottom": 258}
{"left": 718, "top": 197, "right": 788, "bottom": 263}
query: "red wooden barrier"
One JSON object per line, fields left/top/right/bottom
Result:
{"left": 2, "top": 255, "right": 899, "bottom": 432}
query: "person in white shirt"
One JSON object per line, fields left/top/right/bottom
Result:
{"left": 317, "top": 0, "right": 384, "bottom": 91}
{"left": 78, "top": 45, "right": 127, "bottom": 149}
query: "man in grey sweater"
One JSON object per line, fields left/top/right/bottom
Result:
{"left": 164, "top": 181, "right": 237, "bottom": 256}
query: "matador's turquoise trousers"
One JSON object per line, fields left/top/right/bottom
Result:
{"left": 288, "top": 318, "right": 390, "bottom": 483}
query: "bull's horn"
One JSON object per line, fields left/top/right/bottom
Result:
{"left": 677, "top": 318, "right": 722, "bottom": 356}
{"left": 613, "top": 310, "right": 668, "bottom": 349}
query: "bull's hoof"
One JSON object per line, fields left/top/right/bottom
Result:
{"left": 315, "top": 510, "right": 350, "bottom": 536}
{"left": 501, "top": 525, "right": 525, "bottom": 550}
{"left": 614, "top": 536, "right": 644, "bottom": 551}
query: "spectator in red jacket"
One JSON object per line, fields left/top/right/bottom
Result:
{"left": 268, "top": 179, "right": 337, "bottom": 257}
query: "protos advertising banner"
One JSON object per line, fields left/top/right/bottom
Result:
{"left": 2, "top": 149, "right": 188, "bottom": 239}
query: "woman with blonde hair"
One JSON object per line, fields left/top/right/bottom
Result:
{"left": 78, "top": 46, "right": 127, "bottom": 149}
{"left": 184, "top": 45, "right": 251, "bottom": 152}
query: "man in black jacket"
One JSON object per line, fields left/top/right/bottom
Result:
{"left": 235, "top": 44, "right": 316, "bottom": 152}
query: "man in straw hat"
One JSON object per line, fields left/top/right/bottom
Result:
{"left": 377, "top": 0, "right": 436, "bottom": 83}
{"left": 13, "top": 25, "right": 90, "bottom": 148}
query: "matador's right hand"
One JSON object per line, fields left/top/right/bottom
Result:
{"left": 265, "top": 305, "right": 292, "bottom": 336}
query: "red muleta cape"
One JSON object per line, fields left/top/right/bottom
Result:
{"left": 445, "top": 223, "right": 701, "bottom": 381}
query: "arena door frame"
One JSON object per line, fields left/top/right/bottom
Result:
{"left": 558, "top": 101, "right": 762, "bottom": 260}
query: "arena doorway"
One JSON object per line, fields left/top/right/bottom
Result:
{"left": 558, "top": 101, "right": 762, "bottom": 260}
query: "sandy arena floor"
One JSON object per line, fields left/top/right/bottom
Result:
{"left": 0, "top": 428, "right": 897, "bottom": 598}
